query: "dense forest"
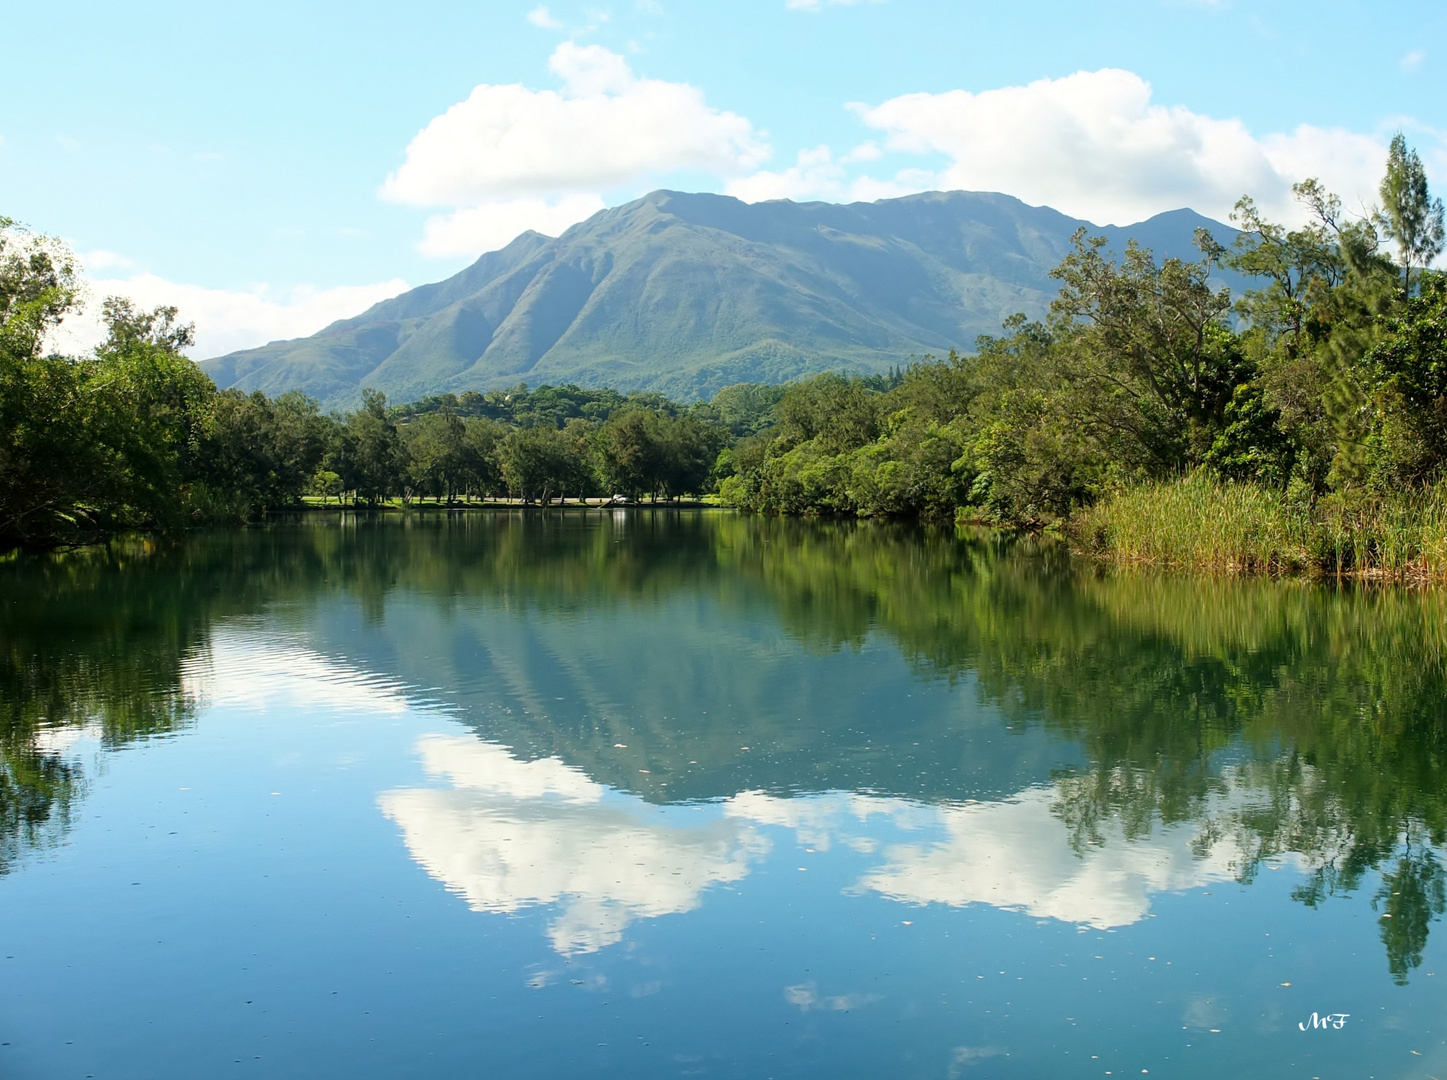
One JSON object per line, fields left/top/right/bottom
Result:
{"left": 5, "top": 137, "right": 1447, "bottom": 572}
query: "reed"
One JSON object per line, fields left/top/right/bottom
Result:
{"left": 1073, "top": 473, "right": 1447, "bottom": 579}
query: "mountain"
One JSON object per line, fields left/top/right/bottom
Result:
{"left": 202, "top": 190, "right": 1241, "bottom": 407}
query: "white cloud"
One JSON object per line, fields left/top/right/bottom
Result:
{"left": 725, "top": 145, "right": 925, "bottom": 206}
{"left": 786, "top": 0, "right": 880, "bottom": 10}
{"left": 842, "top": 69, "right": 1390, "bottom": 225}
{"left": 1258, "top": 124, "right": 1388, "bottom": 215}
{"left": 55, "top": 258, "right": 409, "bottom": 359}
{"left": 80, "top": 249, "right": 138, "bottom": 271}
{"left": 726, "top": 145, "right": 850, "bottom": 203}
{"left": 419, "top": 195, "right": 607, "bottom": 256}
{"left": 842, "top": 140, "right": 883, "bottom": 163}
{"left": 383, "top": 42, "right": 768, "bottom": 258}
{"left": 384, "top": 41, "right": 767, "bottom": 199}
{"left": 527, "top": 4, "right": 563, "bottom": 29}
{"left": 1401, "top": 49, "right": 1426, "bottom": 73}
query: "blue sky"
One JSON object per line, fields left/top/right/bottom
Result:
{"left": 4, "top": 0, "right": 1445, "bottom": 355}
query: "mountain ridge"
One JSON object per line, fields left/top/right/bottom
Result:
{"left": 202, "top": 189, "right": 1242, "bottom": 407}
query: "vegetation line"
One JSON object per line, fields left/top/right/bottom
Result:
{"left": 6, "top": 137, "right": 1447, "bottom": 575}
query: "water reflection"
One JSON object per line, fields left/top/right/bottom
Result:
{"left": 2, "top": 513, "right": 1445, "bottom": 983}
{"left": 380, "top": 736, "right": 767, "bottom": 955}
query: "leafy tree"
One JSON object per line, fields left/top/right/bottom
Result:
{"left": 1048, "top": 230, "right": 1241, "bottom": 473}
{"left": 1377, "top": 133, "right": 1445, "bottom": 295}
{"left": 0, "top": 248, "right": 218, "bottom": 546}
{"left": 595, "top": 410, "right": 662, "bottom": 499}
{"left": 403, "top": 408, "right": 468, "bottom": 502}
{"left": 88, "top": 299, "right": 213, "bottom": 529}
{"left": 199, "top": 389, "right": 327, "bottom": 514}
{"left": 1362, "top": 274, "right": 1447, "bottom": 484}
{"left": 459, "top": 417, "right": 506, "bottom": 498}
{"left": 499, "top": 423, "right": 592, "bottom": 504}
{"left": 336, "top": 389, "right": 406, "bottom": 504}
{"left": 702, "top": 383, "right": 786, "bottom": 436}
{"left": 657, "top": 413, "right": 727, "bottom": 498}
{"left": 0, "top": 219, "right": 89, "bottom": 547}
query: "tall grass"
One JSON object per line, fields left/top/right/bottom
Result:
{"left": 1074, "top": 472, "right": 1447, "bottom": 579}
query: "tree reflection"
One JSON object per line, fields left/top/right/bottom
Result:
{"left": 716, "top": 522, "right": 1447, "bottom": 981}
{"left": 0, "top": 533, "right": 322, "bottom": 873}
{"left": 2, "top": 512, "right": 1445, "bottom": 979}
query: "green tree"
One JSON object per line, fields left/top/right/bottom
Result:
{"left": 198, "top": 389, "right": 327, "bottom": 515}
{"left": 499, "top": 423, "right": 591, "bottom": 504}
{"left": 87, "top": 299, "right": 215, "bottom": 530}
{"left": 0, "top": 218, "right": 88, "bottom": 547}
{"left": 1362, "top": 275, "right": 1447, "bottom": 484}
{"left": 595, "top": 410, "right": 662, "bottom": 499}
{"left": 403, "top": 408, "right": 468, "bottom": 503}
{"left": 459, "top": 417, "right": 506, "bottom": 498}
{"left": 1378, "top": 133, "right": 1445, "bottom": 295}
{"left": 1048, "top": 230, "right": 1242, "bottom": 473}
{"left": 336, "top": 389, "right": 406, "bottom": 504}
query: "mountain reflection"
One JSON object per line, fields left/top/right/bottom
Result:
{"left": 2, "top": 513, "right": 1445, "bottom": 980}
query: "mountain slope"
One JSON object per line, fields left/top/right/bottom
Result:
{"left": 202, "top": 190, "right": 1241, "bottom": 407}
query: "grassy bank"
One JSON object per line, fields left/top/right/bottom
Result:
{"left": 1070, "top": 472, "right": 1447, "bottom": 579}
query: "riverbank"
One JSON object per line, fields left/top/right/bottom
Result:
{"left": 1069, "top": 472, "right": 1447, "bottom": 580}
{"left": 297, "top": 495, "right": 722, "bottom": 511}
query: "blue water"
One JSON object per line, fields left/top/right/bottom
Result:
{"left": 1, "top": 514, "right": 1442, "bottom": 1078}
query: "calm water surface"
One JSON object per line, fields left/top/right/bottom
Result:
{"left": 2, "top": 513, "right": 1445, "bottom": 1078}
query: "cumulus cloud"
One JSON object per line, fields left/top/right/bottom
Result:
{"left": 725, "top": 145, "right": 920, "bottom": 204}
{"left": 383, "top": 42, "right": 768, "bottom": 257}
{"left": 417, "top": 194, "right": 607, "bottom": 257}
{"left": 786, "top": 0, "right": 880, "bottom": 9}
{"left": 527, "top": 4, "right": 563, "bottom": 29}
{"left": 726, "top": 145, "right": 851, "bottom": 203}
{"left": 55, "top": 257, "right": 408, "bottom": 359}
{"left": 728, "top": 69, "right": 1395, "bottom": 226}
{"left": 845, "top": 69, "right": 1389, "bottom": 225}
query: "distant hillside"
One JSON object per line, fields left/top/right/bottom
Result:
{"left": 202, "top": 190, "right": 1242, "bottom": 407}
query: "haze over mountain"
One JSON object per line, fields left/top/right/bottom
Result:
{"left": 202, "top": 190, "right": 1241, "bottom": 407}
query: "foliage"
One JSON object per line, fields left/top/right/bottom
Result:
{"left": 1377, "top": 133, "right": 1446, "bottom": 295}
{"left": 0, "top": 225, "right": 219, "bottom": 547}
{"left": 714, "top": 137, "right": 1447, "bottom": 570}
{"left": 9, "top": 135, "right": 1447, "bottom": 567}
{"left": 0, "top": 211, "right": 747, "bottom": 550}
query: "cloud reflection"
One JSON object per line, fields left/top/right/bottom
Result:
{"left": 199, "top": 635, "right": 1253, "bottom": 945}
{"left": 727, "top": 789, "right": 1244, "bottom": 928}
{"left": 380, "top": 737, "right": 769, "bottom": 955}
{"left": 852, "top": 788, "right": 1242, "bottom": 927}
{"left": 385, "top": 741, "right": 1248, "bottom": 957}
